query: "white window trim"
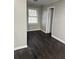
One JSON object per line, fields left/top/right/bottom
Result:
{"left": 28, "top": 8, "right": 38, "bottom": 24}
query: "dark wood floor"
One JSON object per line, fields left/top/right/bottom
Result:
{"left": 14, "top": 30, "right": 65, "bottom": 59}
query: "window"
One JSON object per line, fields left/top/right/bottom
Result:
{"left": 28, "top": 9, "right": 38, "bottom": 24}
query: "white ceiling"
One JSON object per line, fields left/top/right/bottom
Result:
{"left": 28, "top": 0, "right": 59, "bottom": 6}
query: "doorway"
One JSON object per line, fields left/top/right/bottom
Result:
{"left": 48, "top": 7, "right": 54, "bottom": 36}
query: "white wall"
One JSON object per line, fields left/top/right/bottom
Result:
{"left": 27, "top": 5, "right": 42, "bottom": 31}
{"left": 14, "top": 0, "right": 27, "bottom": 50}
{"left": 41, "top": 6, "right": 48, "bottom": 33}
{"left": 41, "top": 0, "right": 65, "bottom": 43}
{"left": 50, "top": 0, "right": 65, "bottom": 42}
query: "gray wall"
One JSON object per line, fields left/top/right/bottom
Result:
{"left": 14, "top": 0, "right": 27, "bottom": 49}
{"left": 50, "top": 0, "right": 65, "bottom": 41}
{"left": 41, "top": 6, "right": 48, "bottom": 32}
{"left": 41, "top": 0, "right": 65, "bottom": 42}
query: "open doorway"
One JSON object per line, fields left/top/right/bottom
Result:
{"left": 47, "top": 7, "right": 55, "bottom": 36}
{"left": 50, "top": 8, "right": 54, "bottom": 34}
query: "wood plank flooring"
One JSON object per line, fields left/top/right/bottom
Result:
{"left": 14, "top": 30, "right": 65, "bottom": 59}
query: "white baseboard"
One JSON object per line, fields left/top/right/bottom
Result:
{"left": 27, "top": 29, "right": 41, "bottom": 32}
{"left": 41, "top": 29, "right": 46, "bottom": 33}
{"left": 14, "top": 45, "right": 28, "bottom": 51}
{"left": 52, "top": 35, "right": 65, "bottom": 44}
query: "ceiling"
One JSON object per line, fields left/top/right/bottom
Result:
{"left": 28, "top": 0, "right": 59, "bottom": 6}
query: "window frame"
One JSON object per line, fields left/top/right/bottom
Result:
{"left": 28, "top": 8, "right": 38, "bottom": 24}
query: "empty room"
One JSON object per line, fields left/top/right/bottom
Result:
{"left": 14, "top": 0, "right": 65, "bottom": 59}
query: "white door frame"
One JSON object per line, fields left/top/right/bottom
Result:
{"left": 46, "top": 6, "right": 55, "bottom": 35}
